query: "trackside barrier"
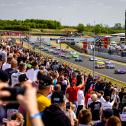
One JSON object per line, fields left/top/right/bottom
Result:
{"left": 23, "top": 45, "right": 126, "bottom": 87}
{"left": 41, "top": 51, "right": 126, "bottom": 87}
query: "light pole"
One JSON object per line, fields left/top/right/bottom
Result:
{"left": 125, "top": 10, "right": 126, "bottom": 44}
{"left": 93, "top": 21, "right": 96, "bottom": 80}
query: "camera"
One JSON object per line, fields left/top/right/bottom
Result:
{"left": 1, "top": 87, "right": 25, "bottom": 102}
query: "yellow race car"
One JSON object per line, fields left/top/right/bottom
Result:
{"left": 95, "top": 60, "right": 105, "bottom": 69}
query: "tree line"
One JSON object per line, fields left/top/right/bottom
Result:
{"left": 0, "top": 19, "right": 125, "bottom": 34}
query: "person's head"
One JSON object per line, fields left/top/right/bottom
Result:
{"left": 32, "top": 61, "right": 38, "bottom": 69}
{"left": 51, "top": 91, "right": 66, "bottom": 110}
{"left": 38, "top": 74, "right": 52, "bottom": 96}
{"left": 106, "top": 116, "right": 121, "bottom": 126}
{"left": 123, "top": 107, "right": 126, "bottom": 113}
{"left": 0, "top": 69, "right": 9, "bottom": 83}
{"left": 7, "top": 56, "right": 12, "bottom": 64}
{"left": 11, "top": 59, "right": 18, "bottom": 69}
{"left": 18, "top": 63, "right": 27, "bottom": 72}
{"left": 105, "top": 96, "right": 110, "bottom": 102}
{"left": 101, "top": 109, "right": 113, "bottom": 122}
{"left": 91, "top": 94, "right": 98, "bottom": 102}
{"left": 78, "top": 109, "right": 92, "bottom": 125}
{"left": 18, "top": 74, "right": 28, "bottom": 86}
{"left": 54, "top": 84, "right": 61, "bottom": 92}
{"left": 10, "top": 112, "right": 24, "bottom": 126}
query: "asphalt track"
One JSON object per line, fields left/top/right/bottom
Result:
{"left": 44, "top": 50, "right": 126, "bottom": 83}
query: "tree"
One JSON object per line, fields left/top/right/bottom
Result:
{"left": 113, "top": 23, "right": 122, "bottom": 30}
{"left": 77, "top": 23, "right": 84, "bottom": 33}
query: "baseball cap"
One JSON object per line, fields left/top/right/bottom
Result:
{"left": 38, "top": 75, "right": 52, "bottom": 89}
{"left": 18, "top": 74, "right": 28, "bottom": 83}
{"left": 51, "top": 92, "right": 64, "bottom": 104}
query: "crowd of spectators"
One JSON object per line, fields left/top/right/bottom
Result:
{"left": 0, "top": 39, "right": 126, "bottom": 126}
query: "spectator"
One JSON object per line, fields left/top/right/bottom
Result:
{"left": 42, "top": 92, "right": 71, "bottom": 126}
{"left": 102, "top": 96, "right": 115, "bottom": 110}
{"left": 88, "top": 94, "right": 102, "bottom": 123}
{"left": 76, "top": 87, "right": 85, "bottom": 118}
{"left": 78, "top": 109, "right": 93, "bottom": 126}
{"left": 11, "top": 63, "right": 27, "bottom": 87}
{"left": 2, "top": 56, "right": 12, "bottom": 70}
{"left": 106, "top": 116, "right": 122, "bottom": 126}
{"left": 94, "top": 109, "right": 113, "bottom": 126}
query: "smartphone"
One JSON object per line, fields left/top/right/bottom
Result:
{"left": 1, "top": 87, "right": 25, "bottom": 102}
{"left": 66, "top": 102, "right": 70, "bottom": 110}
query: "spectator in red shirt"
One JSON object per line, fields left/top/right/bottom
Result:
{"left": 66, "top": 76, "right": 84, "bottom": 108}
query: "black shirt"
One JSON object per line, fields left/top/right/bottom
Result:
{"left": 88, "top": 101, "right": 101, "bottom": 121}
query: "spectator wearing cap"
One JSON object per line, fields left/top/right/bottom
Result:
{"left": 94, "top": 109, "right": 113, "bottom": 126}
{"left": 26, "top": 73, "right": 52, "bottom": 126}
{"left": 36, "top": 74, "right": 52, "bottom": 112}
{"left": 42, "top": 92, "right": 71, "bottom": 126}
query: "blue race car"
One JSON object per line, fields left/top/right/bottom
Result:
{"left": 75, "top": 57, "right": 83, "bottom": 62}
{"left": 114, "top": 68, "right": 126, "bottom": 74}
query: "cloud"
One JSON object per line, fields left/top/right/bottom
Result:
{"left": 119, "top": 0, "right": 126, "bottom": 2}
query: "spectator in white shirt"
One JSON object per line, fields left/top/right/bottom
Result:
{"left": 102, "top": 96, "right": 116, "bottom": 110}
{"left": 2, "top": 56, "right": 12, "bottom": 70}
{"left": 77, "top": 88, "right": 85, "bottom": 117}
{"left": 11, "top": 63, "right": 27, "bottom": 87}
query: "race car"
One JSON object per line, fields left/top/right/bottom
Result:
{"left": 105, "top": 60, "right": 115, "bottom": 69}
{"left": 89, "top": 57, "right": 98, "bottom": 61}
{"left": 53, "top": 51, "right": 59, "bottom": 55}
{"left": 59, "top": 53, "right": 66, "bottom": 58}
{"left": 114, "top": 68, "right": 126, "bottom": 74}
{"left": 72, "top": 54, "right": 79, "bottom": 58}
{"left": 95, "top": 60, "right": 105, "bottom": 69}
{"left": 48, "top": 49, "right": 54, "bottom": 53}
{"left": 75, "top": 57, "right": 83, "bottom": 62}
{"left": 43, "top": 47, "right": 49, "bottom": 51}
{"left": 61, "top": 54, "right": 71, "bottom": 59}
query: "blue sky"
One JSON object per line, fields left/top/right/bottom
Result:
{"left": 0, "top": 0, "right": 126, "bottom": 26}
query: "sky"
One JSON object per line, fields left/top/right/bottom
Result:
{"left": 0, "top": 0, "right": 126, "bottom": 26}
